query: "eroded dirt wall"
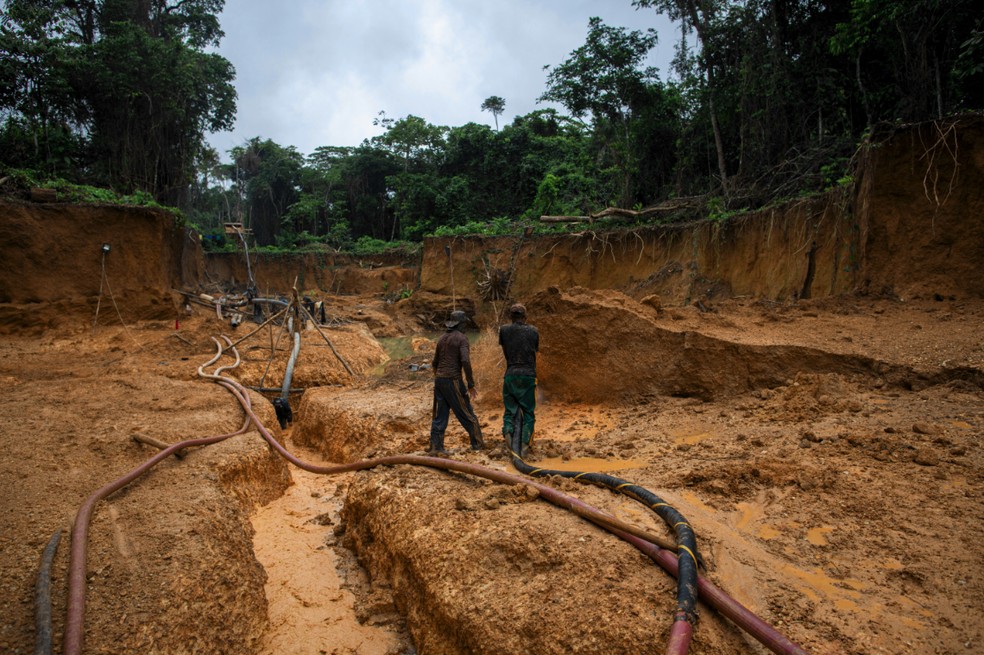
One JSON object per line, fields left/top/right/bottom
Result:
{"left": 420, "top": 192, "right": 856, "bottom": 307}
{"left": 531, "top": 287, "right": 895, "bottom": 404}
{"left": 0, "top": 200, "right": 199, "bottom": 331}
{"left": 204, "top": 251, "right": 418, "bottom": 296}
{"left": 855, "top": 115, "right": 984, "bottom": 299}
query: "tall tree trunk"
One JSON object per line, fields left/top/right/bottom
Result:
{"left": 704, "top": 58, "right": 729, "bottom": 195}
{"left": 686, "top": 0, "right": 729, "bottom": 196}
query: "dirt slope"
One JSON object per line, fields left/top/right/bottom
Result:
{"left": 0, "top": 319, "right": 290, "bottom": 655}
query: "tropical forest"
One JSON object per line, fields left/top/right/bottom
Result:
{"left": 2, "top": 0, "right": 981, "bottom": 252}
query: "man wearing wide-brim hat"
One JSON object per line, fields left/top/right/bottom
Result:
{"left": 428, "top": 310, "right": 484, "bottom": 453}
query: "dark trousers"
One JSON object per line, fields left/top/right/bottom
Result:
{"left": 502, "top": 375, "right": 536, "bottom": 451}
{"left": 430, "top": 377, "right": 483, "bottom": 451}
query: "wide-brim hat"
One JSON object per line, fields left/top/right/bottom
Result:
{"left": 445, "top": 310, "right": 470, "bottom": 328}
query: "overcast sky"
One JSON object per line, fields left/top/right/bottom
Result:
{"left": 206, "top": 0, "right": 678, "bottom": 160}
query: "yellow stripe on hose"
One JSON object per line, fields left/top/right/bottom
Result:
{"left": 673, "top": 521, "right": 691, "bottom": 530}
{"left": 651, "top": 502, "right": 669, "bottom": 509}
{"left": 677, "top": 545, "right": 697, "bottom": 563}
{"left": 616, "top": 483, "right": 636, "bottom": 491}
{"left": 574, "top": 472, "right": 588, "bottom": 479}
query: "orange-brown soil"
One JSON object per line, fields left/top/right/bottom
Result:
{"left": 1, "top": 287, "right": 981, "bottom": 655}
{"left": 1, "top": 117, "right": 982, "bottom": 655}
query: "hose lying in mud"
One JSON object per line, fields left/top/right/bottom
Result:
{"left": 197, "top": 340, "right": 808, "bottom": 655}
{"left": 605, "top": 521, "right": 809, "bottom": 655}
{"left": 57, "top": 338, "right": 809, "bottom": 655}
{"left": 506, "top": 413, "right": 700, "bottom": 654}
{"left": 505, "top": 419, "right": 807, "bottom": 654}
{"left": 34, "top": 529, "right": 61, "bottom": 655}
{"left": 61, "top": 341, "right": 254, "bottom": 655}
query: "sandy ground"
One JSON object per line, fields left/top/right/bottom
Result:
{"left": 0, "top": 291, "right": 982, "bottom": 655}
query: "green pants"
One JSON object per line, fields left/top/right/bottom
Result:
{"left": 502, "top": 375, "right": 536, "bottom": 447}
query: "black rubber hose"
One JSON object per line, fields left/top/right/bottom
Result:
{"left": 508, "top": 411, "right": 700, "bottom": 622}
{"left": 34, "top": 528, "right": 62, "bottom": 655}
{"left": 251, "top": 297, "right": 288, "bottom": 308}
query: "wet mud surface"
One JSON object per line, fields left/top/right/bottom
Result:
{"left": 1, "top": 290, "right": 981, "bottom": 655}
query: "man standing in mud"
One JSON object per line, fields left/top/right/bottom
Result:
{"left": 499, "top": 303, "right": 539, "bottom": 458}
{"left": 429, "top": 310, "right": 484, "bottom": 454}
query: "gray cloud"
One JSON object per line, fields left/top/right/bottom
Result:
{"left": 208, "top": 0, "right": 676, "bottom": 158}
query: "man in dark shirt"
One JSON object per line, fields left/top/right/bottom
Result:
{"left": 429, "top": 310, "right": 484, "bottom": 454}
{"left": 498, "top": 303, "right": 539, "bottom": 458}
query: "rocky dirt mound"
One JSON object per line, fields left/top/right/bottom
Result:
{"left": 232, "top": 322, "right": 389, "bottom": 390}
{"left": 293, "top": 386, "right": 431, "bottom": 462}
{"left": 341, "top": 464, "right": 756, "bottom": 655}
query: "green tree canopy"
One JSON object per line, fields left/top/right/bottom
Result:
{"left": 481, "top": 95, "right": 506, "bottom": 130}
{"left": 0, "top": 0, "right": 236, "bottom": 203}
{"left": 539, "top": 16, "right": 661, "bottom": 206}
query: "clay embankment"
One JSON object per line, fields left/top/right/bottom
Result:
{"left": 422, "top": 192, "right": 856, "bottom": 308}
{"left": 420, "top": 116, "right": 984, "bottom": 310}
{"left": 530, "top": 287, "right": 984, "bottom": 404}
{"left": 205, "top": 250, "right": 417, "bottom": 296}
{"left": 0, "top": 201, "right": 202, "bottom": 334}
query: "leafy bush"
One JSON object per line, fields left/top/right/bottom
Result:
{"left": 0, "top": 170, "right": 186, "bottom": 223}
{"left": 349, "top": 236, "right": 420, "bottom": 257}
{"left": 431, "top": 216, "right": 524, "bottom": 237}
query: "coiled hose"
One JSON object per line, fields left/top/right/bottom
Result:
{"left": 56, "top": 338, "right": 809, "bottom": 655}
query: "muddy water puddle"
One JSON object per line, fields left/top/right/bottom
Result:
{"left": 251, "top": 457, "right": 404, "bottom": 655}
{"left": 370, "top": 332, "right": 474, "bottom": 376}
{"left": 806, "top": 525, "right": 835, "bottom": 546}
{"left": 669, "top": 422, "right": 721, "bottom": 446}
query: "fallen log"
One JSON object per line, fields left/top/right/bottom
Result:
{"left": 540, "top": 215, "right": 592, "bottom": 223}
{"left": 540, "top": 196, "right": 708, "bottom": 223}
